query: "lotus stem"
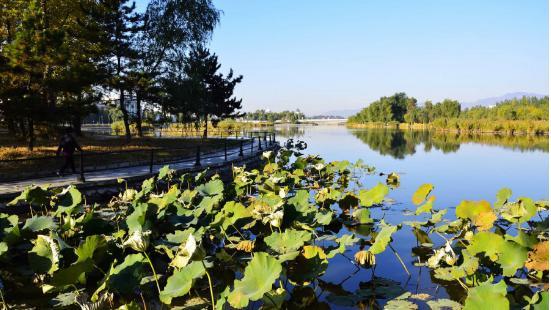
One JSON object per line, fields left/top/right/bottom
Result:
{"left": 202, "top": 261, "right": 215, "bottom": 310}
{"left": 389, "top": 245, "right": 410, "bottom": 276}
{"left": 144, "top": 252, "right": 162, "bottom": 298}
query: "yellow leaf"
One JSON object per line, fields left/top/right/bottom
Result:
{"left": 525, "top": 241, "right": 549, "bottom": 271}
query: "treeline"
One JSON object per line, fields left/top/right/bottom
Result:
{"left": 0, "top": 0, "right": 243, "bottom": 149}
{"left": 348, "top": 92, "right": 549, "bottom": 134}
{"left": 243, "top": 109, "right": 305, "bottom": 123}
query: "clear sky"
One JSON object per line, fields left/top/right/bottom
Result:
{"left": 136, "top": 0, "right": 549, "bottom": 115}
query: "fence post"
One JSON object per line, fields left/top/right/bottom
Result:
{"left": 149, "top": 149, "right": 154, "bottom": 173}
{"left": 239, "top": 140, "right": 244, "bottom": 157}
{"left": 195, "top": 145, "right": 201, "bottom": 166}
{"left": 224, "top": 140, "right": 227, "bottom": 161}
{"left": 79, "top": 151, "right": 85, "bottom": 182}
{"left": 258, "top": 136, "right": 262, "bottom": 150}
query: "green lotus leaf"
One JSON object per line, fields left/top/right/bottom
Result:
{"left": 8, "top": 185, "right": 50, "bottom": 206}
{"left": 160, "top": 260, "right": 205, "bottom": 304}
{"left": 158, "top": 165, "right": 174, "bottom": 180}
{"left": 500, "top": 197, "right": 537, "bottom": 223}
{"left": 75, "top": 235, "right": 107, "bottom": 263}
{"left": 412, "top": 228, "right": 432, "bottom": 245}
{"left": 314, "top": 209, "right": 334, "bottom": 225}
{"left": 166, "top": 228, "right": 195, "bottom": 244}
{"left": 412, "top": 183, "right": 434, "bottom": 205}
{"left": 415, "top": 195, "right": 435, "bottom": 215}
{"left": 264, "top": 229, "right": 311, "bottom": 254}
{"left": 497, "top": 240, "right": 528, "bottom": 276}
{"left": 466, "top": 231, "right": 504, "bottom": 261}
{"left": 23, "top": 215, "right": 57, "bottom": 232}
{"left": 315, "top": 187, "right": 342, "bottom": 205}
{"left": 288, "top": 190, "right": 311, "bottom": 214}
{"left": 358, "top": 183, "right": 388, "bottom": 207}
{"left": 505, "top": 230, "right": 538, "bottom": 248}
{"left": 228, "top": 252, "right": 282, "bottom": 308}
{"left": 327, "top": 234, "right": 360, "bottom": 258}
{"left": 0, "top": 242, "right": 7, "bottom": 256}
{"left": 29, "top": 234, "right": 60, "bottom": 274}
{"left": 0, "top": 214, "right": 20, "bottom": 244}
{"left": 494, "top": 187, "right": 512, "bottom": 207}
{"left": 125, "top": 203, "right": 149, "bottom": 233}
{"left": 107, "top": 253, "right": 146, "bottom": 295}
{"left": 211, "top": 201, "right": 251, "bottom": 231}
{"left": 426, "top": 298, "right": 462, "bottom": 310}
{"left": 368, "top": 221, "right": 398, "bottom": 255}
{"left": 51, "top": 260, "right": 94, "bottom": 287}
{"left": 353, "top": 208, "right": 373, "bottom": 224}
{"left": 455, "top": 200, "right": 492, "bottom": 221}
{"left": 155, "top": 185, "right": 181, "bottom": 209}
{"left": 427, "top": 209, "right": 447, "bottom": 225}
{"left": 54, "top": 186, "right": 82, "bottom": 216}
{"left": 464, "top": 280, "right": 508, "bottom": 310}
{"left": 330, "top": 160, "right": 351, "bottom": 173}
{"left": 196, "top": 179, "right": 224, "bottom": 197}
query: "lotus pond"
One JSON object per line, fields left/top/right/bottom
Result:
{"left": 0, "top": 127, "right": 548, "bottom": 309}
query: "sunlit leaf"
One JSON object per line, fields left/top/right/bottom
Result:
{"left": 525, "top": 241, "right": 549, "bottom": 271}
{"left": 358, "top": 183, "right": 388, "bottom": 207}
{"left": 29, "top": 235, "right": 60, "bottom": 275}
{"left": 494, "top": 187, "right": 512, "bottom": 207}
{"left": 23, "top": 216, "right": 57, "bottom": 232}
{"left": 160, "top": 261, "right": 205, "bottom": 304}
{"left": 427, "top": 299, "right": 462, "bottom": 310}
{"left": 500, "top": 198, "right": 537, "bottom": 223}
{"left": 464, "top": 280, "right": 508, "bottom": 310}
{"left": 412, "top": 184, "right": 433, "bottom": 205}
{"left": 415, "top": 196, "right": 435, "bottom": 215}
{"left": 264, "top": 229, "right": 311, "bottom": 254}
{"left": 228, "top": 252, "right": 282, "bottom": 308}
{"left": 368, "top": 221, "right": 398, "bottom": 255}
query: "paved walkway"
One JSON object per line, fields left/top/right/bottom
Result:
{"left": 0, "top": 139, "right": 274, "bottom": 196}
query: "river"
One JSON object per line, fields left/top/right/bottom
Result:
{"left": 274, "top": 124, "right": 548, "bottom": 308}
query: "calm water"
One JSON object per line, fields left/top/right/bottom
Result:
{"left": 275, "top": 125, "right": 549, "bottom": 308}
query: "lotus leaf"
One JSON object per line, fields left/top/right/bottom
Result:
{"left": 23, "top": 215, "right": 57, "bottom": 232}
{"left": 464, "top": 280, "right": 508, "bottom": 310}
{"left": 170, "top": 234, "right": 197, "bottom": 269}
{"left": 415, "top": 195, "right": 435, "bottom": 215}
{"left": 107, "top": 253, "right": 146, "bottom": 295}
{"left": 160, "top": 261, "right": 205, "bottom": 304}
{"left": 412, "top": 184, "right": 434, "bottom": 205}
{"left": 525, "top": 241, "right": 549, "bottom": 271}
{"left": 29, "top": 234, "right": 60, "bottom": 274}
{"left": 264, "top": 229, "right": 311, "bottom": 254}
{"left": 494, "top": 187, "right": 512, "bottom": 207}
{"left": 228, "top": 252, "right": 282, "bottom": 308}
{"left": 368, "top": 221, "right": 398, "bottom": 255}
{"left": 358, "top": 183, "right": 388, "bottom": 207}
{"left": 500, "top": 197, "right": 537, "bottom": 223}
{"left": 426, "top": 299, "right": 462, "bottom": 310}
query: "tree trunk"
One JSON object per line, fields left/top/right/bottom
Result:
{"left": 27, "top": 118, "right": 34, "bottom": 151}
{"left": 136, "top": 92, "right": 143, "bottom": 137}
{"left": 19, "top": 119, "right": 27, "bottom": 138}
{"left": 119, "top": 89, "right": 131, "bottom": 140}
{"left": 203, "top": 114, "right": 208, "bottom": 139}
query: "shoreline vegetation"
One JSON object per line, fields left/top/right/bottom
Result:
{"left": 347, "top": 92, "right": 549, "bottom": 136}
{"left": 346, "top": 119, "right": 549, "bottom": 136}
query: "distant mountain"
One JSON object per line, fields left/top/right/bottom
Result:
{"left": 314, "top": 108, "right": 361, "bottom": 118}
{"left": 462, "top": 92, "right": 547, "bottom": 109}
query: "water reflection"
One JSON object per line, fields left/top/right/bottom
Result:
{"left": 277, "top": 126, "right": 548, "bottom": 159}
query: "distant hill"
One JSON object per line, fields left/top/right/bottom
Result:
{"left": 462, "top": 92, "right": 547, "bottom": 109}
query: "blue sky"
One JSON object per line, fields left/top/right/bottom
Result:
{"left": 136, "top": 0, "right": 548, "bottom": 115}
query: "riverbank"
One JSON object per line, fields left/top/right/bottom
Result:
{"left": 347, "top": 119, "right": 549, "bottom": 135}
